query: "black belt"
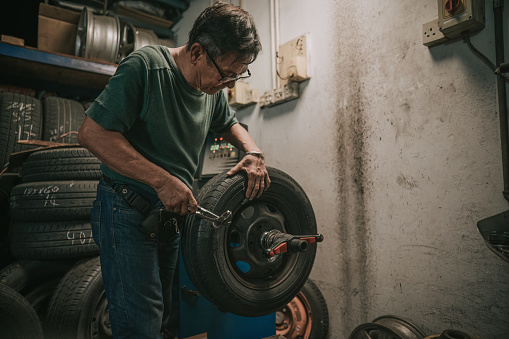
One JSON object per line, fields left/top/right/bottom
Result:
{"left": 102, "top": 176, "right": 155, "bottom": 216}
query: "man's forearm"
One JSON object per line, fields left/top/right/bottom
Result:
{"left": 77, "top": 117, "right": 171, "bottom": 191}
{"left": 222, "top": 123, "right": 262, "bottom": 153}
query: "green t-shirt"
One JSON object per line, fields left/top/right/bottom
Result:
{"left": 86, "top": 45, "right": 238, "bottom": 194}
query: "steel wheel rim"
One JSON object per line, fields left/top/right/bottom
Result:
{"left": 372, "top": 315, "right": 427, "bottom": 339}
{"left": 225, "top": 199, "right": 300, "bottom": 290}
{"left": 90, "top": 14, "right": 120, "bottom": 63}
{"left": 276, "top": 290, "right": 312, "bottom": 338}
{"left": 349, "top": 323, "right": 401, "bottom": 339}
{"left": 75, "top": 7, "right": 91, "bottom": 58}
{"left": 133, "top": 27, "right": 159, "bottom": 51}
{"left": 90, "top": 291, "right": 112, "bottom": 338}
{"left": 76, "top": 8, "right": 120, "bottom": 63}
{"left": 118, "top": 22, "right": 135, "bottom": 62}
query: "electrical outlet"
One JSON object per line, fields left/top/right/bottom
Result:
{"left": 274, "top": 88, "right": 283, "bottom": 100}
{"left": 259, "top": 90, "right": 274, "bottom": 108}
{"left": 260, "top": 83, "right": 299, "bottom": 108}
{"left": 283, "top": 82, "right": 299, "bottom": 100}
{"left": 422, "top": 19, "right": 448, "bottom": 47}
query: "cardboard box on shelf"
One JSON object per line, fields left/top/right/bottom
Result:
{"left": 1, "top": 35, "right": 25, "bottom": 46}
{"left": 37, "top": 3, "right": 80, "bottom": 56}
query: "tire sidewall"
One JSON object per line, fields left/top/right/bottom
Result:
{"left": 0, "top": 283, "right": 44, "bottom": 339}
{"left": 184, "top": 167, "right": 318, "bottom": 316}
{"left": 301, "top": 279, "right": 329, "bottom": 339}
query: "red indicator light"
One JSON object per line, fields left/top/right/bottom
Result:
{"left": 220, "top": 137, "right": 223, "bottom": 141}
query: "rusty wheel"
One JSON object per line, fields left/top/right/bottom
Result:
{"left": 276, "top": 279, "right": 328, "bottom": 339}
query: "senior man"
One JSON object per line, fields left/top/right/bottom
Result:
{"left": 78, "top": 2, "right": 270, "bottom": 338}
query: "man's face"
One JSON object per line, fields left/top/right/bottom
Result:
{"left": 196, "top": 51, "right": 250, "bottom": 95}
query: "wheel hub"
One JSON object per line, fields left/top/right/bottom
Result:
{"left": 226, "top": 202, "right": 296, "bottom": 288}
{"left": 91, "top": 292, "right": 112, "bottom": 338}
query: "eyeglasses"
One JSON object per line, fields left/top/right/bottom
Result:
{"left": 204, "top": 48, "right": 251, "bottom": 84}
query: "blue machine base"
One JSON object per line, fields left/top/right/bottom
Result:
{"left": 178, "top": 255, "right": 275, "bottom": 339}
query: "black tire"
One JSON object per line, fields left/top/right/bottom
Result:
{"left": 0, "top": 283, "right": 44, "bottom": 339}
{"left": 21, "top": 147, "right": 101, "bottom": 182}
{"left": 10, "top": 220, "right": 99, "bottom": 260}
{"left": 0, "top": 259, "right": 75, "bottom": 333}
{"left": 45, "top": 256, "right": 111, "bottom": 339}
{"left": 0, "top": 259, "right": 75, "bottom": 292}
{"left": 276, "top": 279, "right": 329, "bottom": 339}
{"left": 0, "top": 92, "right": 43, "bottom": 168}
{"left": 0, "top": 174, "right": 19, "bottom": 269}
{"left": 43, "top": 96, "right": 87, "bottom": 144}
{"left": 10, "top": 180, "right": 97, "bottom": 221}
{"left": 24, "top": 278, "right": 61, "bottom": 327}
{"left": 182, "top": 167, "right": 318, "bottom": 317}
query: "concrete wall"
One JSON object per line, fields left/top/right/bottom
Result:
{"left": 173, "top": 1, "right": 509, "bottom": 337}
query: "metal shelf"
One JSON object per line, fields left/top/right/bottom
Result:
{"left": 0, "top": 42, "right": 116, "bottom": 97}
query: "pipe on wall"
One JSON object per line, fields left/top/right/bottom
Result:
{"left": 493, "top": 0, "right": 509, "bottom": 201}
{"left": 269, "top": 0, "right": 280, "bottom": 90}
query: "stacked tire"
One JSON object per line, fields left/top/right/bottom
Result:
{"left": 0, "top": 283, "right": 44, "bottom": 339}
{"left": 9, "top": 147, "right": 101, "bottom": 260}
{"left": 3, "top": 146, "right": 102, "bottom": 338}
{"left": 0, "top": 94, "right": 96, "bottom": 338}
{"left": 0, "top": 92, "right": 43, "bottom": 170}
{"left": 42, "top": 96, "right": 87, "bottom": 144}
{"left": 8, "top": 94, "right": 95, "bottom": 259}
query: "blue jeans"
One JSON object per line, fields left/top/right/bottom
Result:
{"left": 91, "top": 179, "right": 180, "bottom": 339}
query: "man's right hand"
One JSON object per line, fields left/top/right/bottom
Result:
{"left": 78, "top": 117, "right": 198, "bottom": 216}
{"left": 154, "top": 174, "right": 198, "bottom": 216}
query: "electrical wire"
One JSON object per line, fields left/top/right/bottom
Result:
{"left": 276, "top": 69, "right": 290, "bottom": 80}
{"left": 275, "top": 52, "right": 290, "bottom": 80}
{"left": 464, "top": 35, "right": 509, "bottom": 81}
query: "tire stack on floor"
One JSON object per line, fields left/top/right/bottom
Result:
{"left": 7, "top": 146, "right": 102, "bottom": 337}
{"left": 0, "top": 91, "right": 45, "bottom": 339}
{"left": 0, "top": 95, "right": 105, "bottom": 338}
{"left": 9, "top": 147, "right": 101, "bottom": 260}
{"left": 9, "top": 95, "right": 97, "bottom": 260}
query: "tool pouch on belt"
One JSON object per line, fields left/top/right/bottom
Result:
{"left": 141, "top": 208, "right": 182, "bottom": 240}
{"left": 102, "top": 176, "right": 182, "bottom": 240}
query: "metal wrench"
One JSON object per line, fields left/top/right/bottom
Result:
{"left": 194, "top": 205, "right": 232, "bottom": 228}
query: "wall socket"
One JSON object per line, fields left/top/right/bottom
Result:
{"left": 260, "top": 82, "right": 299, "bottom": 108}
{"left": 422, "top": 19, "right": 448, "bottom": 47}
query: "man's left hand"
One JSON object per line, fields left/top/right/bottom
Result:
{"left": 227, "top": 154, "right": 270, "bottom": 200}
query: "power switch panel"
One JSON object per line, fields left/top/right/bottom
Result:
{"left": 437, "top": 0, "right": 485, "bottom": 39}
{"left": 278, "top": 33, "right": 311, "bottom": 83}
{"left": 228, "top": 81, "right": 258, "bottom": 109}
{"left": 443, "top": 0, "right": 466, "bottom": 19}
